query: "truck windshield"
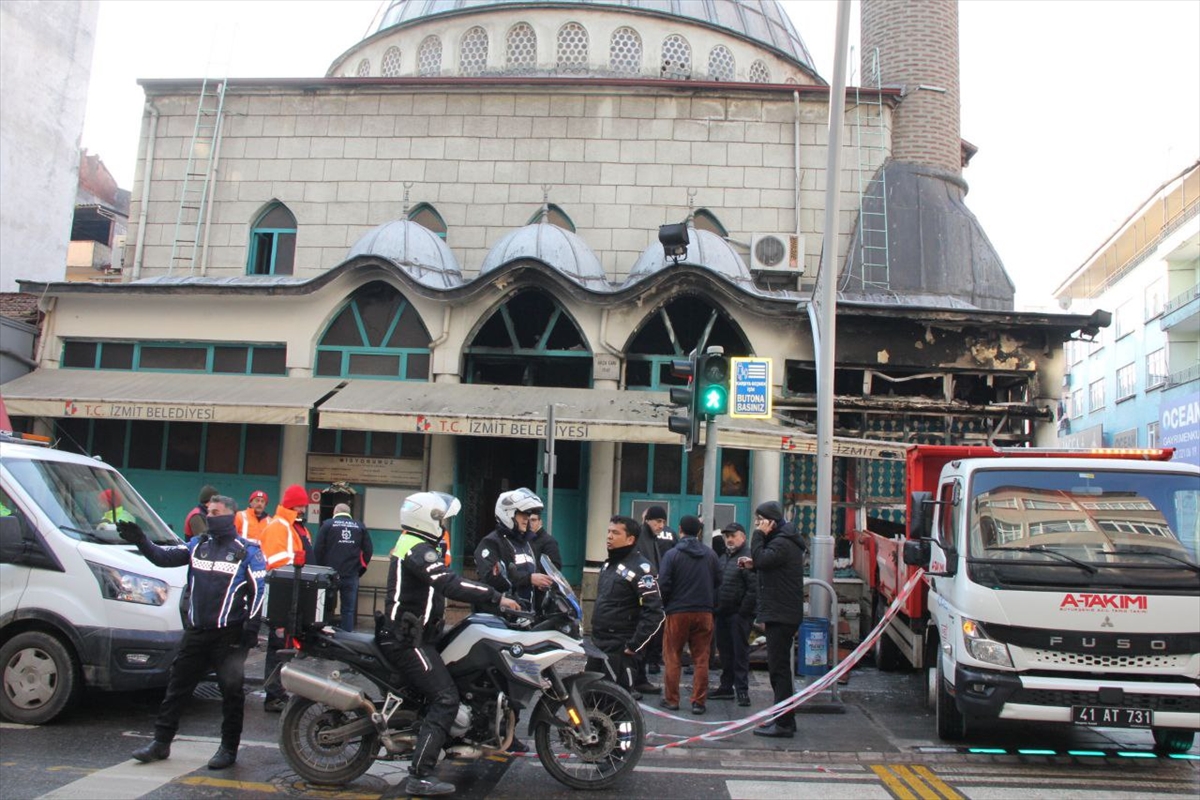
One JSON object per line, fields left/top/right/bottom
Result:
{"left": 967, "top": 467, "right": 1200, "bottom": 590}
{"left": 4, "top": 456, "right": 178, "bottom": 545}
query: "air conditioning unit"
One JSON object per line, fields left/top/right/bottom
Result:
{"left": 750, "top": 232, "right": 804, "bottom": 273}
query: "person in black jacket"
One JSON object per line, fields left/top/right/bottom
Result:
{"left": 746, "top": 500, "right": 807, "bottom": 738}
{"left": 657, "top": 515, "right": 721, "bottom": 714}
{"left": 314, "top": 503, "right": 373, "bottom": 631}
{"left": 527, "top": 509, "right": 562, "bottom": 612}
{"left": 634, "top": 505, "right": 674, "bottom": 684}
{"left": 587, "top": 515, "right": 664, "bottom": 695}
{"left": 382, "top": 491, "right": 519, "bottom": 797}
{"left": 118, "top": 495, "right": 266, "bottom": 770}
{"left": 474, "top": 488, "right": 553, "bottom": 608}
{"left": 710, "top": 522, "right": 757, "bottom": 707}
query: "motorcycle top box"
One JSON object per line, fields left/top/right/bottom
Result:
{"left": 265, "top": 565, "right": 338, "bottom": 630}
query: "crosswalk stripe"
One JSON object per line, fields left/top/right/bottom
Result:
{"left": 35, "top": 740, "right": 211, "bottom": 800}
{"left": 727, "top": 779, "right": 893, "bottom": 799}
{"left": 960, "top": 788, "right": 1197, "bottom": 800}
{"left": 912, "top": 765, "right": 964, "bottom": 800}
{"left": 871, "top": 764, "right": 918, "bottom": 800}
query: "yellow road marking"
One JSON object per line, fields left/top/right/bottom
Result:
{"left": 913, "top": 764, "right": 963, "bottom": 800}
{"left": 870, "top": 764, "right": 917, "bottom": 800}
{"left": 46, "top": 766, "right": 98, "bottom": 774}
{"left": 891, "top": 764, "right": 940, "bottom": 800}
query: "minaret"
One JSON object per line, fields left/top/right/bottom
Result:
{"left": 845, "top": 0, "right": 1014, "bottom": 310}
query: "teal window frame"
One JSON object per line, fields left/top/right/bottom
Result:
{"left": 308, "top": 427, "right": 424, "bottom": 459}
{"left": 247, "top": 203, "right": 297, "bottom": 275}
{"left": 60, "top": 341, "right": 286, "bottom": 375}
{"left": 314, "top": 287, "right": 431, "bottom": 380}
{"left": 408, "top": 202, "right": 447, "bottom": 240}
{"left": 56, "top": 418, "right": 281, "bottom": 476}
{"left": 525, "top": 203, "right": 577, "bottom": 232}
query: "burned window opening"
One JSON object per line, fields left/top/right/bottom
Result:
{"left": 626, "top": 295, "right": 749, "bottom": 389}
{"left": 466, "top": 288, "right": 591, "bottom": 388}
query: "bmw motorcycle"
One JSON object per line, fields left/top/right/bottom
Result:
{"left": 275, "top": 556, "right": 645, "bottom": 790}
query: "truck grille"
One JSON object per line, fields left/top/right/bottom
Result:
{"left": 1012, "top": 689, "right": 1200, "bottom": 713}
{"left": 1029, "top": 650, "right": 1190, "bottom": 670}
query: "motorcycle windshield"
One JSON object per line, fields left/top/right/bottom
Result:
{"left": 541, "top": 554, "right": 582, "bottom": 621}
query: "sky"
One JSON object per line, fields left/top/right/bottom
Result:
{"left": 80, "top": 0, "right": 1200, "bottom": 309}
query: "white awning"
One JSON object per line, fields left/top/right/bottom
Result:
{"left": 318, "top": 380, "right": 905, "bottom": 460}
{"left": 1, "top": 370, "right": 342, "bottom": 426}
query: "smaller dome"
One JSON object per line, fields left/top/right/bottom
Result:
{"left": 626, "top": 227, "right": 752, "bottom": 286}
{"left": 481, "top": 223, "right": 609, "bottom": 290}
{"left": 348, "top": 220, "right": 463, "bottom": 288}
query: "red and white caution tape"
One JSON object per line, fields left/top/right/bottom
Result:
{"left": 644, "top": 568, "right": 926, "bottom": 750}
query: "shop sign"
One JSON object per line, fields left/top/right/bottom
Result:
{"left": 306, "top": 454, "right": 423, "bottom": 486}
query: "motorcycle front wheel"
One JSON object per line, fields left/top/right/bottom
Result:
{"left": 279, "top": 697, "right": 378, "bottom": 786}
{"left": 533, "top": 678, "right": 645, "bottom": 790}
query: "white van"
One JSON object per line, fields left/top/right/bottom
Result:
{"left": 0, "top": 435, "right": 186, "bottom": 723}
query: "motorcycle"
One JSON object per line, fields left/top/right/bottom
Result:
{"left": 274, "top": 555, "right": 645, "bottom": 790}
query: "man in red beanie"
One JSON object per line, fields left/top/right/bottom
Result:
{"left": 235, "top": 490, "right": 272, "bottom": 543}
{"left": 259, "top": 484, "right": 313, "bottom": 711}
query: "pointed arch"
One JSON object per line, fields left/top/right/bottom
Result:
{"left": 525, "top": 203, "right": 576, "bottom": 232}
{"left": 692, "top": 209, "right": 728, "bottom": 237}
{"left": 314, "top": 281, "right": 431, "bottom": 380}
{"left": 408, "top": 202, "right": 447, "bottom": 239}
{"left": 624, "top": 294, "right": 750, "bottom": 390}
{"left": 247, "top": 201, "right": 296, "bottom": 275}
{"left": 464, "top": 287, "right": 591, "bottom": 388}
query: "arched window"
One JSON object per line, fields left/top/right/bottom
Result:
{"left": 506, "top": 22, "right": 537, "bottom": 71}
{"left": 355, "top": 58, "right": 371, "bottom": 77}
{"left": 408, "top": 202, "right": 447, "bottom": 239}
{"left": 418, "top": 35, "right": 442, "bottom": 76}
{"left": 459, "top": 26, "right": 489, "bottom": 76}
{"left": 609, "top": 26, "right": 642, "bottom": 75}
{"left": 381, "top": 46, "right": 402, "bottom": 77}
{"left": 556, "top": 22, "right": 588, "bottom": 72}
{"left": 749, "top": 60, "right": 770, "bottom": 83}
{"left": 660, "top": 34, "right": 691, "bottom": 78}
{"left": 314, "top": 281, "right": 431, "bottom": 380}
{"left": 708, "top": 45, "right": 734, "bottom": 81}
{"left": 526, "top": 203, "right": 576, "bottom": 232}
{"left": 465, "top": 289, "right": 591, "bottom": 388}
{"left": 247, "top": 203, "right": 296, "bottom": 275}
{"left": 692, "top": 209, "right": 728, "bottom": 237}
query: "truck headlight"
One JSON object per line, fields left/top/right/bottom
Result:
{"left": 961, "top": 618, "right": 1012, "bottom": 667}
{"left": 87, "top": 561, "right": 169, "bottom": 606}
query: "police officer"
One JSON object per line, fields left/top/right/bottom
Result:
{"left": 381, "top": 492, "right": 519, "bottom": 797}
{"left": 474, "top": 488, "right": 553, "bottom": 608}
{"left": 118, "top": 495, "right": 266, "bottom": 770}
{"left": 314, "top": 503, "right": 373, "bottom": 631}
{"left": 586, "top": 515, "right": 665, "bottom": 695}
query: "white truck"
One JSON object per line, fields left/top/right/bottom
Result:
{"left": 0, "top": 433, "right": 186, "bottom": 723}
{"left": 856, "top": 445, "right": 1200, "bottom": 753}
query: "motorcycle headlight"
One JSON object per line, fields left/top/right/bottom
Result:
{"left": 961, "top": 618, "right": 1012, "bottom": 667}
{"left": 87, "top": 561, "right": 170, "bottom": 606}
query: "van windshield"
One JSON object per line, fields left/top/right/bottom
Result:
{"left": 4, "top": 456, "right": 177, "bottom": 545}
{"left": 966, "top": 467, "right": 1200, "bottom": 590}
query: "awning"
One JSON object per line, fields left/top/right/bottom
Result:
{"left": 0, "top": 370, "right": 342, "bottom": 426}
{"left": 318, "top": 380, "right": 905, "bottom": 460}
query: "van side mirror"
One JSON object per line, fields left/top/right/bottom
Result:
{"left": 908, "top": 491, "right": 933, "bottom": 539}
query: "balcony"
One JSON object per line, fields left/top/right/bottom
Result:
{"left": 1167, "top": 362, "right": 1200, "bottom": 388}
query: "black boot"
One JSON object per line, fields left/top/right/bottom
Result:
{"left": 736, "top": 689, "right": 751, "bottom": 707}
{"left": 404, "top": 775, "right": 456, "bottom": 796}
{"left": 753, "top": 723, "right": 795, "bottom": 739}
{"left": 207, "top": 746, "right": 237, "bottom": 769}
{"left": 132, "top": 740, "right": 171, "bottom": 762}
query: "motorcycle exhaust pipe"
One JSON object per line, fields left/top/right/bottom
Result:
{"left": 280, "top": 662, "right": 370, "bottom": 713}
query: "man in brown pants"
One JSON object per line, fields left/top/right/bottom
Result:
{"left": 657, "top": 515, "right": 721, "bottom": 714}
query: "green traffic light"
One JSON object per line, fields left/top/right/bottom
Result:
{"left": 702, "top": 385, "right": 728, "bottom": 414}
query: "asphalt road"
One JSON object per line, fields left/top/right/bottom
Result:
{"left": 0, "top": 661, "right": 1197, "bottom": 799}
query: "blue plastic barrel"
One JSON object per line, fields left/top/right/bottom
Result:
{"left": 797, "top": 617, "right": 829, "bottom": 676}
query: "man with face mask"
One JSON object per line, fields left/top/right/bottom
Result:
{"left": 117, "top": 495, "right": 265, "bottom": 770}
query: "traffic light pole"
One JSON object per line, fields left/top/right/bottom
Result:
{"left": 702, "top": 415, "right": 718, "bottom": 545}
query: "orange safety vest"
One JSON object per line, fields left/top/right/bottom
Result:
{"left": 260, "top": 505, "right": 311, "bottom": 571}
{"left": 235, "top": 509, "right": 272, "bottom": 543}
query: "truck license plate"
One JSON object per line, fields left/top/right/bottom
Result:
{"left": 1071, "top": 705, "right": 1153, "bottom": 728}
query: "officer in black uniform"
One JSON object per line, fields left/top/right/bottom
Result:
{"left": 474, "top": 487, "right": 553, "bottom": 608}
{"left": 586, "top": 515, "right": 665, "bottom": 694}
{"left": 118, "top": 495, "right": 266, "bottom": 771}
{"left": 381, "top": 492, "right": 519, "bottom": 798}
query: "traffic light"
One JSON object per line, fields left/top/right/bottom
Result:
{"left": 667, "top": 353, "right": 699, "bottom": 451}
{"left": 697, "top": 352, "right": 729, "bottom": 417}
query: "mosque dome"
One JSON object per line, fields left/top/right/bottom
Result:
{"left": 481, "top": 223, "right": 609, "bottom": 290}
{"left": 626, "top": 226, "right": 752, "bottom": 287}
{"left": 330, "top": 0, "right": 820, "bottom": 84}
{"left": 347, "top": 219, "right": 464, "bottom": 289}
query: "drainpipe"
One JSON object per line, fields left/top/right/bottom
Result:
{"left": 794, "top": 90, "right": 802, "bottom": 237}
{"left": 132, "top": 101, "right": 160, "bottom": 280}
{"left": 598, "top": 308, "right": 622, "bottom": 356}
{"left": 198, "top": 102, "right": 226, "bottom": 276}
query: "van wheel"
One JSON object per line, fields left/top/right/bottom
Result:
{"left": 934, "top": 655, "right": 969, "bottom": 741}
{"left": 1151, "top": 729, "right": 1195, "bottom": 754}
{"left": 872, "top": 594, "right": 905, "bottom": 672}
{"left": 0, "top": 631, "right": 81, "bottom": 724}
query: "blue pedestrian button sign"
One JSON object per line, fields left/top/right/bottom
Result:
{"left": 730, "top": 358, "right": 772, "bottom": 419}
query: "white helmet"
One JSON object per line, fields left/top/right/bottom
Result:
{"left": 494, "top": 487, "right": 543, "bottom": 534}
{"left": 400, "top": 491, "right": 461, "bottom": 543}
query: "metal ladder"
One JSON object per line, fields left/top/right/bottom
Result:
{"left": 850, "top": 48, "right": 890, "bottom": 291}
{"left": 168, "top": 78, "right": 226, "bottom": 276}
